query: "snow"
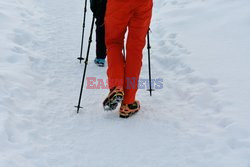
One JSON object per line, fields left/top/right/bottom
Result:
{"left": 0, "top": 0, "right": 250, "bottom": 166}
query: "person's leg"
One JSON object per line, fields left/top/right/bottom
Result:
{"left": 123, "top": 0, "right": 153, "bottom": 104}
{"left": 95, "top": 18, "right": 106, "bottom": 59}
{"left": 105, "top": 0, "right": 131, "bottom": 88}
{"left": 95, "top": 1, "right": 107, "bottom": 60}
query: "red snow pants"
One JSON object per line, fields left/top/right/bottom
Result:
{"left": 105, "top": 0, "right": 153, "bottom": 104}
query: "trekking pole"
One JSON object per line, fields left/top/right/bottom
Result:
{"left": 77, "top": 0, "right": 88, "bottom": 63}
{"left": 75, "top": 16, "right": 95, "bottom": 113}
{"left": 147, "top": 28, "right": 154, "bottom": 96}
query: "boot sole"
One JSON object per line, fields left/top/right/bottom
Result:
{"left": 103, "top": 93, "right": 124, "bottom": 111}
{"left": 96, "top": 64, "right": 104, "bottom": 67}
{"left": 119, "top": 109, "right": 139, "bottom": 118}
{"left": 94, "top": 60, "right": 105, "bottom": 67}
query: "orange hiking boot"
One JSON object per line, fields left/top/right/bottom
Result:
{"left": 103, "top": 86, "right": 124, "bottom": 111}
{"left": 119, "top": 100, "right": 140, "bottom": 118}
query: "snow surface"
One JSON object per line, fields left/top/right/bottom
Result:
{"left": 1, "top": 0, "right": 250, "bottom": 166}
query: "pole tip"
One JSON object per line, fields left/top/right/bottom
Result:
{"left": 147, "top": 89, "right": 155, "bottom": 96}
{"left": 75, "top": 106, "right": 83, "bottom": 113}
{"left": 77, "top": 57, "right": 85, "bottom": 63}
